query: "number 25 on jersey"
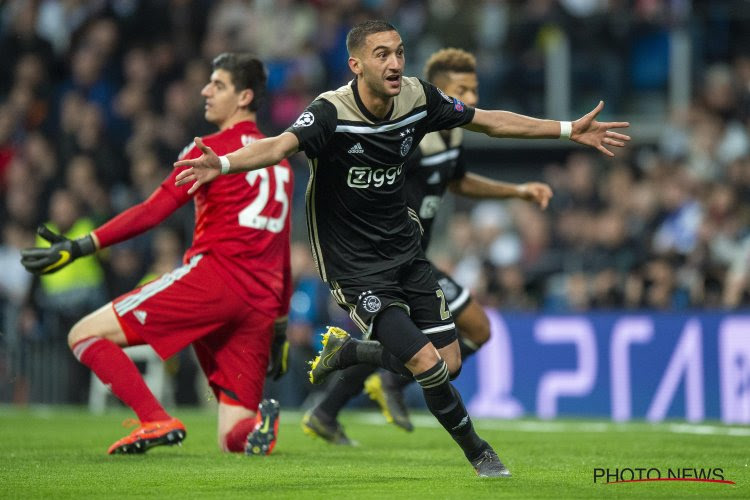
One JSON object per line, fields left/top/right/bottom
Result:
{"left": 239, "top": 165, "right": 290, "bottom": 233}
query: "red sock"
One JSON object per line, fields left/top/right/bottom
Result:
{"left": 72, "top": 338, "right": 170, "bottom": 423}
{"left": 224, "top": 417, "right": 257, "bottom": 453}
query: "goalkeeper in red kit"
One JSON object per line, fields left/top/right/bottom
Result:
{"left": 21, "top": 53, "right": 293, "bottom": 456}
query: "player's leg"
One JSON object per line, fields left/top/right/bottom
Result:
{"left": 304, "top": 260, "right": 509, "bottom": 474}
{"left": 375, "top": 297, "right": 486, "bottom": 384}
{"left": 433, "top": 266, "right": 490, "bottom": 360}
{"left": 368, "top": 270, "right": 490, "bottom": 429}
{"left": 371, "top": 306, "right": 466, "bottom": 430}
{"left": 308, "top": 269, "right": 460, "bottom": 383}
{"left": 302, "top": 363, "right": 373, "bottom": 445}
{"left": 308, "top": 276, "right": 416, "bottom": 385}
{"left": 363, "top": 368, "right": 413, "bottom": 431}
{"left": 68, "top": 304, "right": 169, "bottom": 422}
{"left": 401, "top": 328, "right": 508, "bottom": 477}
{"left": 304, "top": 272, "right": 436, "bottom": 443}
{"left": 215, "top": 394, "right": 281, "bottom": 456}
{"left": 314, "top": 364, "right": 376, "bottom": 421}
{"left": 374, "top": 303, "right": 506, "bottom": 475}
{"left": 195, "top": 305, "right": 278, "bottom": 455}
{"left": 68, "top": 303, "right": 185, "bottom": 454}
{"left": 373, "top": 296, "right": 489, "bottom": 394}
{"left": 304, "top": 275, "right": 408, "bottom": 443}
{"left": 398, "top": 258, "right": 510, "bottom": 477}
{"left": 83, "top": 254, "right": 242, "bottom": 454}
{"left": 217, "top": 395, "right": 257, "bottom": 452}
{"left": 454, "top": 298, "right": 491, "bottom": 358}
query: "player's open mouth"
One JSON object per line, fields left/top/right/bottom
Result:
{"left": 386, "top": 74, "right": 401, "bottom": 88}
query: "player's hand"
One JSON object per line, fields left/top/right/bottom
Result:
{"left": 174, "top": 137, "right": 221, "bottom": 195}
{"left": 20, "top": 225, "right": 96, "bottom": 275}
{"left": 267, "top": 317, "right": 290, "bottom": 380}
{"left": 517, "top": 182, "right": 553, "bottom": 210}
{"left": 571, "top": 101, "right": 630, "bottom": 157}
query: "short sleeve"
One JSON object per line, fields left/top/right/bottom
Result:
{"left": 285, "top": 99, "right": 337, "bottom": 158}
{"left": 421, "top": 79, "right": 475, "bottom": 133}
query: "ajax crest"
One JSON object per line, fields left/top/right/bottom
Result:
{"left": 362, "top": 295, "right": 382, "bottom": 313}
{"left": 400, "top": 136, "right": 413, "bottom": 157}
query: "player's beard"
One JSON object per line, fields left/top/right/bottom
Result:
{"left": 364, "top": 71, "right": 401, "bottom": 99}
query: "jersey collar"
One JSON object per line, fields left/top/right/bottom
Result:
{"left": 230, "top": 120, "right": 260, "bottom": 134}
{"left": 351, "top": 77, "right": 394, "bottom": 123}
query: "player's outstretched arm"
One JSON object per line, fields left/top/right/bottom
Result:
{"left": 464, "top": 101, "right": 630, "bottom": 157}
{"left": 449, "top": 173, "right": 553, "bottom": 209}
{"left": 174, "top": 132, "right": 300, "bottom": 194}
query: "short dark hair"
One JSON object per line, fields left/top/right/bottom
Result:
{"left": 211, "top": 52, "right": 267, "bottom": 112}
{"left": 423, "top": 48, "right": 476, "bottom": 83}
{"left": 346, "top": 20, "right": 398, "bottom": 56}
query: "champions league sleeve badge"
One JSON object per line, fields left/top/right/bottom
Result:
{"left": 293, "top": 111, "right": 315, "bottom": 127}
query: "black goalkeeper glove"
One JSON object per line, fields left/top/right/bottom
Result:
{"left": 267, "top": 317, "right": 289, "bottom": 381}
{"left": 20, "top": 225, "right": 96, "bottom": 275}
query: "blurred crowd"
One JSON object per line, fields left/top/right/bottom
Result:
{"left": 437, "top": 143, "right": 750, "bottom": 312}
{"left": 1, "top": 0, "right": 750, "bottom": 405}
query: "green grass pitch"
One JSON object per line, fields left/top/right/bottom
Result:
{"left": 0, "top": 406, "right": 746, "bottom": 499}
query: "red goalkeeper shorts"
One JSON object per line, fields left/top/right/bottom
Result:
{"left": 113, "top": 253, "right": 274, "bottom": 410}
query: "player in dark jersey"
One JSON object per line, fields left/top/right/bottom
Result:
{"left": 21, "top": 53, "right": 292, "bottom": 456}
{"left": 302, "top": 48, "right": 553, "bottom": 437}
{"left": 175, "top": 21, "right": 629, "bottom": 477}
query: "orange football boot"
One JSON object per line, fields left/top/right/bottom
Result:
{"left": 107, "top": 417, "right": 186, "bottom": 454}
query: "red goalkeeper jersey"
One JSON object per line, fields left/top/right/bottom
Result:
{"left": 94, "top": 121, "right": 293, "bottom": 318}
